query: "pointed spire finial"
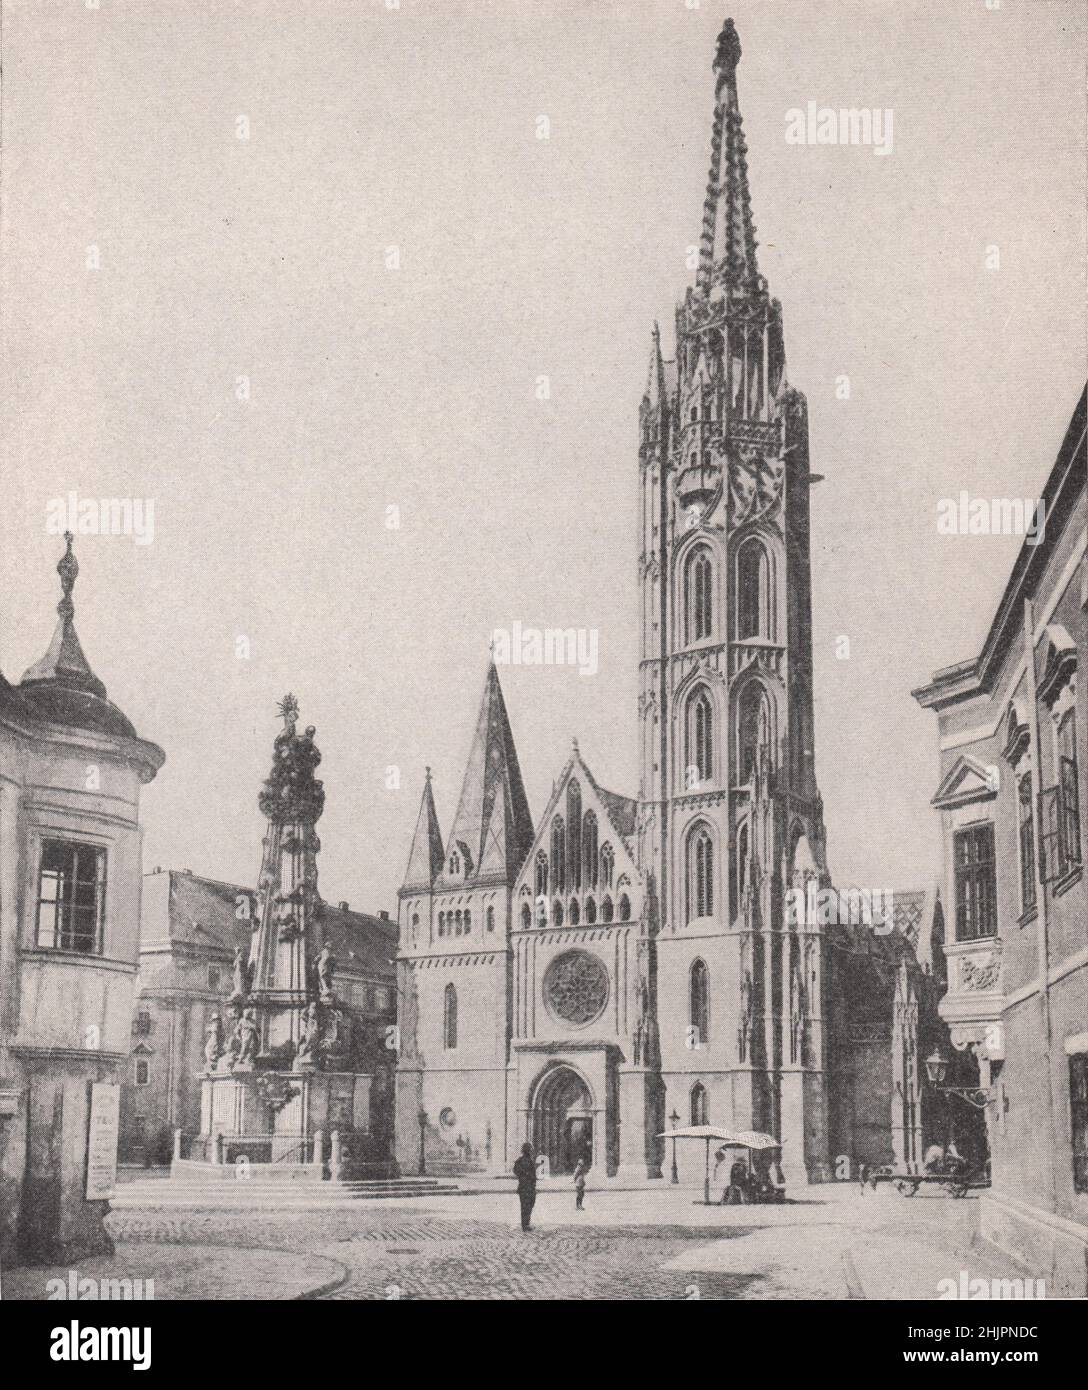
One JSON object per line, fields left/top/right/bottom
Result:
{"left": 713, "top": 18, "right": 741, "bottom": 79}
{"left": 57, "top": 531, "right": 78, "bottom": 621}
{"left": 425, "top": 765, "right": 432, "bottom": 781}
{"left": 277, "top": 693, "right": 299, "bottom": 732}
{"left": 572, "top": 735, "right": 579, "bottom": 755}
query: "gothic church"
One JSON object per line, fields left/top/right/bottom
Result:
{"left": 395, "top": 19, "right": 938, "bottom": 1184}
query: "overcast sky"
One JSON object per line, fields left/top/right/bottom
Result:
{"left": 2, "top": 0, "right": 1084, "bottom": 914}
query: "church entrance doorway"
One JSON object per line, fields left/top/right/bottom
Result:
{"left": 531, "top": 1066, "right": 593, "bottom": 1174}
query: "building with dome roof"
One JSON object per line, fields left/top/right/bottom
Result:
{"left": 0, "top": 533, "right": 163, "bottom": 1263}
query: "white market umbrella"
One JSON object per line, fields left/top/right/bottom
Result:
{"left": 657, "top": 1125, "right": 739, "bottom": 1204}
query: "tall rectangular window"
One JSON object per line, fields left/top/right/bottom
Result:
{"left": 1058, "top": 711, "right": 1082, "bottom": 870}
{"left": 1071, "top": 1054, "right": 1088, "bottom": 1195}
{"left": 953, "top": 823, "right": 996, "bottom": 942}
{"left": 36, "top": 840, "right": 107, "bottom": 953}
{"left": 1018, "top": 775, "right": 1036, "bottom": 913}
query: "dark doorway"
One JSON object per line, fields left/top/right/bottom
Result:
{"left": 532, "top": 1067, "right": 593, "bottom": 1174}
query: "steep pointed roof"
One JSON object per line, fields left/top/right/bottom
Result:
{"left": 18, "top": 532, "right": 146, "bottom": 743}
{"left": 442, "top": 661, "right": 533, "bottom": 884}
{"left": 401, "top": 768, "right": 445, "bottom": 893}
{"left": 696, "top": 18, "right": 761, "bottom": 295}
{"left": 644, "top": 322, "right": 667, "bottom": 408}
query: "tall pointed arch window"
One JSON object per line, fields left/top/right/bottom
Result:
{"left": 600, "top": 842, "right": 614, "bottom": 889}
{"left": 737, "top": 538, "right": 771, "bottom": 639}
{"left": 582, "top": 811, "right": 599, "bottom": 889}
{"left": 686, "top": 688, "right": 714, "bottom": 785}
{"left": 684, "top": 546, "right": 714, "bottom": 645}
{"left": 443, "top": 984, "right": 458, "bottom": 1050}
{"left": 687, "top": 825, "right": 714, "bottom": 923}
{"left": 551, "top": 817, "right": 566, "bottom": 895}
{"left": 567, "top": 781, "right": 582, "bottom": 890}
{"left": 738, "top": 684, "right": 772, "bottom": 784}
{"left": 535, "top": 851, "right": 549, "bottom": 900}
{"left": 689, "top": 959, "right": 709, "bottom": 1047}
{"left": 690, "top": 1082, "right": 708, "bottom": 1126}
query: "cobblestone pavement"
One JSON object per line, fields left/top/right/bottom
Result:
{"left": 101, "top": 1184, "right": 1030, "bottom": 1301}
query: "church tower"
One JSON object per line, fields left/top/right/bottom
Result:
{"left": 638, "top": 18, "right": 831, "bottom": 1178}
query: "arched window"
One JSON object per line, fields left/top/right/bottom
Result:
{"left": 601, "top": 896, "right": 614, "bottom": 924}
{"left": 738, "top": 684, "right": 772, "bottom": 784}
{"left": 552, "top": 899, "right": 565, "bottom": 927}
{"left": 734, "top": 823, "right": 750, "bottom": 919}
{"left": 686, "top": 688, "right": 714, "bottom": 785}
{"left": 569, "top": 897, "right": 580, "bottom": 926}
{"left": 438, "top": 911, "right": 445, "bottom": 937}
{"left": 619, "top": 893, "right": 631, "bottom": 922}
{"left": 687, "top": 826, "right": 714, "bottom": 922}
{"left": 690, "top": 1081, "right": 708, "bottom": 1126}
{"left": 464, "top": 909, "right": 471, "bottom": 935}
{"left": 737, "top": 539, "right": 771, "bottom": 639}
{"left": 567, "top": 782, "right": 582, "bottom": 890}
{"left": 535, "top": 851, "right": 549, "bottom": 900}
{"left": 449, "top": 851, "right": 461, "bottom": 875}
{"left": 585, "top": 896, "right": 597, "bottom": 925}
{"left": 684, "top": 546, "right": 713, "bottom": 644}
{"left": 600, "top": 843, "right": 614, "bottom": 889}
{"left": 551, "top": 817, "right": 566, "bottom": 895}
{"left": 443, "top": 984, "right": 457, "bottom": 1050}
{"left": 689, "top": 959, "right": 709, "bottom": 1046}
{"left": 455, "top": 909, "right": 463, "bottom": 936}
{"left": 582, "top": 811, "right": 598, "bottom": 888}
{"left": 521, "top": 903, "right": 531, "bottom": 930}
{"left": 486, "top": 905, "right": 495, "bottom": 933}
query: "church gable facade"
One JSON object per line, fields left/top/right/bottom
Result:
{"left": 507, "top": 746, "right": 657, "bottom": 1179}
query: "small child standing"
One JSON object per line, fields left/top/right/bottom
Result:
{"left": 573, "top": 1157, "right": 588, "bottom": 1211}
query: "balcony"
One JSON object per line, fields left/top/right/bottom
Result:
{"left": 938, "top": 937, "right": 1005, "bottom": 1050}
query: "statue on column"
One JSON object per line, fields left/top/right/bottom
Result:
{"left": 233, "top": 1007, "right": 259, "bottom": 1071}
{"left": 230, "top": 945, "right": 249, "bottom": 1002}
{"left": 204, "top": 1013, "right": 224, "bottom": 1068}
{"left": 317, "top": 939, "right": 337, "bottom": 1003}
{"left": 295, "top": 1000, "right": 320, "bottom": 1069}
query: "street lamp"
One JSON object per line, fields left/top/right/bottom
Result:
{"left": 924, "top": 1046, "right": 993, "bottom": 1110}
{"left": 417, "top": 1106, "right": 428, "bottom": 1176}
{"left": 668, "top": 1108, "right": 680, "bottom": 1185}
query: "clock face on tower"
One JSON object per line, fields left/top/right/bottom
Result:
{"left": 543, "top": 950, "right": 609, "bottom": 1027}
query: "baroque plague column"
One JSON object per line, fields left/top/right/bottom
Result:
{"left": 194, "top": 696, "right": 370, "bottom": 1176}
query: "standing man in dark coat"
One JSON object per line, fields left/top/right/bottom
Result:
{"left": 513, "top": 1142, "right": 538, "bottom": 1232}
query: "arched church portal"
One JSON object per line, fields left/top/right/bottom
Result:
{"left": 531, "top": 1065, "right": 594, "bottom": 1175}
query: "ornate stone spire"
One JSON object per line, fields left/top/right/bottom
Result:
{"left": 257, "top": 692, "right": 325, "bottom": 825}
{"left": 21, "top": 532, "right": 106, "bottom": 697}
{"left": 696, "top": 17, "right": 761, "bottom": 296}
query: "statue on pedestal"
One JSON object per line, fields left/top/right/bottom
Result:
{"left": 317, "top": 939, "right": 336, "bottom": 1003}
{"left": 231, "top": 946, "right": 249, "bottom": 1002}
{"left": 295, "top": 1000, "right": 321, "bottom": 1069}
{"left": 204, "top": 1013, "right": 223, "bottom": 1069}
{"left": 233, "top": 1007, "right": 259, "bottom": 1071}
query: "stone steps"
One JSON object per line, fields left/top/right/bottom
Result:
{"left": 113, "top": 1176, "right": 462, "bottom": 1205}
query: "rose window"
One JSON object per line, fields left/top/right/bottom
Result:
{"left": 543, "top": 950, "right": 609, "bottom": 1026}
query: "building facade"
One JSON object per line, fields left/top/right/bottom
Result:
{"left": 0, "top": 535, "right": 163, "bottom": 1263}
{"left": 122, "top": 867, "right": 397, "bottom": 1168}
{"left": 914, "top": 386, "right": 1087, "bottom": 1294}
{"left": 395, "top": 19, "right": 943, "bottom": 1186}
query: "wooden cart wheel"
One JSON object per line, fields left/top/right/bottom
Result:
{"left": 950, "top": 1181, "right": 969, "bottom": 1198}
{"left": 893, "top": 1178, "right": 916, "bottom": 1197}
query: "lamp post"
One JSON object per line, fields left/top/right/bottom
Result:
{"left": 417, "top": 1106, "right": 428, "bottom": 1176}
{"left": 924, "top": 1047, "right": 993, "bottom": 1110}
{"left": 668, "top": 1109, "right": 680, "bottom": 1185}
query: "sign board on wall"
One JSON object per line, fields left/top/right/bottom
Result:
{"left": 85, "top": 1082, "right": 120, "bottom": 1200}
